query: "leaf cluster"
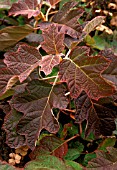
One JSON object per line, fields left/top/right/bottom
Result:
{"left": 0, "top": 0, "right": 117, "bottom": 169}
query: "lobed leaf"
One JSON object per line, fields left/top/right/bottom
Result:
{"left": 9, "top": 0, "right": 40, "bottom": 19}
{"left": 52, "top": 1, "right": 84, "bottom": 29}
{"left": 4, "top": 44, "right": 41, "bottom": 82}
{"left": 41, "top": 24, "right": 65, "bottom": 55}
{"left": 75, "top": 92, "right": 116, "bottom": 138}
{"left": 0, "top": 25, "right": 33, "bottom": 51}
{"left": 59, "top": 46, "right": 115, "bottom": 100}
{"left": 52, "top": 1, "right": 84, "bottom": 39}
{"left": 100, "top": 49, "right": 117, "bottom": 88}
{"left": 39, "top": 54, "right": 60, "bottom": 75}
{"left": 10, "top": 80, "right": 68, "bottom": 149}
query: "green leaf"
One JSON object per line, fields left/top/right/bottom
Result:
{"left": 25, "top": 155, "right": 74, "bottom": 170}
{"left": 64, "top": 142, "right": 84, "bottom": 160}
{"left": 64, "top": 148, "right": 83, "bottom": 161}
{"left": 0, "top": 24, "right": 33, "bottom": 51}
{"left": 0, "top": 161, "right": 16, "bottom": 170}
{"left": 0, "top": 89, "right": 14, "bottom": 100}
{"left": 98, "top": 137, "right": 116, "bottom": 151}
{"left": 83, "top": 153, "right": 96, "bottom": 167}
{"left": 85, "top": 35, "right": 107, "bottom": 50}
{"left": 65, "top": 160, "right": 83, "bottom": 170}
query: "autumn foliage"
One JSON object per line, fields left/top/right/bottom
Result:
{"left": 0, "top": 0, "right": 117, "bottom": 169}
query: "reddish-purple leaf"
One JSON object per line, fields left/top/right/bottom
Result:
{"left": 0, "top": 68, "right": 18, "bottom": 96}
{"left": 52, "top": 2, "right": 84, "bottom": 28}
{"left": 75, "top": 91, "right": 91, "bottom": 123}
{"left": 30, "top": 135, "right": 68, "bottom": 160}
{"left": 4, "top": 44, "right": 41, "bottom": 82}
{"left": 52, "top": 2, "right": 84, "bottom": 38}
{"left": 75, "top": 92, "right": 116, "bottom": 137}
{"left": 41, "top": 24, "right": 65, "bottom": 54}
{"left": 87, "top": 147, "right": 117, "bottom": 169}
{"left": 9, "top": 0, "right": 40, "bottom": 19}
{"left": 39, "top": 22, "right": 79, "bottom": 39}
{"left": 0, "top": 25, "right": 33, "bottom": 51}
{"left": 47, "top": 0, "right": 61, "bottom": 7}
{"left": 26, "top": 33, "right": 43, "bottom": 45}
{"left": 59, "top": 46, "right": 115, "bottom": 100}
{"left": 100, "top": 49, "right": 117, "bottom": 88}
{"left": 40, "top": 54, "right": 60, "bottom": 75}
{"left": 10, "top": 80, "right": 68, "bottom": 150}
{"left": 3, "top": 109, "right": 26, "bottom": 149}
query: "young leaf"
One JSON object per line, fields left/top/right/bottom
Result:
{"left": 10, "top": 80, "right": 68, "bottom": 149}
{"left": 39, "top": 54, "right": 60, "bottom": 75}
{"left": 41, "top": 24, "right": 65, "bottom": 55}
{"left": 25, "top": 155, "right": 74, "bottom": 170}
{"left": 75, "top": 92, "right": 116, "bottom": 138}
{"left": 87, "top": 147, "right": 117, "bottom": 169}
{"left": 4, "top": 44, "right": 41, "bottom": 82}
{"left": 59, "top": 46, "right": 115, "bottom": 100}
{"left": 0, "top": 25, "right": 33, "bottom": 51}
{"left": 9, "top": 0, "right": 40, "bottom": 19}
{"left": 29, "top": 135, "right": 68, "bottom": 159}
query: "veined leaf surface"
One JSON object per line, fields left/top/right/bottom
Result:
{"left": 59, "top": 46, "right": 115, "bottom": 100}
{"left": 10, "top": 80, "right": 68, "bottom": 149}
